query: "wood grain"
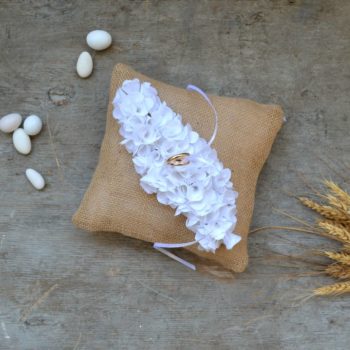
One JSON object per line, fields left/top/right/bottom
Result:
{"left": 1, "top": 1, "right": 350, "bottom": 349}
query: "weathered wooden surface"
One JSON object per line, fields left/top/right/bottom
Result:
{"left": 1, "top": 1, "right": 350, "bottom": 349}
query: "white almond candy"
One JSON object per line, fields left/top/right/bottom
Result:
{"left": 13, "top": 128, "right": 31, "bottom": 155}
{"left": 86, "top": 30, "right": 112, "bottom": 51}
{"left": 0, "top": 113, "right": 22, "bottom": 133}
{"left": 25, "top": 168, "right": 45, "bottom": 190}
{"left": 76, "top": 51, "right": 93, "bottom": 78}
{"left": 23, "top": 115, "right": 43, "bottom": 136}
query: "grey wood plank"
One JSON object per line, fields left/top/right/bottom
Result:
{"left": 1, "top": 1, "right": 350, "bottom": 349}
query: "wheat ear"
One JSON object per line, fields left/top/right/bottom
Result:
{"left": 323, "top": 251, "right": 350, "bottom": 265}
{"left": 299, "top": 197, "right": 350, "bottom": 224}
{"left": 325, "top": 194, "right": 350, "bottom": 212}
{"left": 342, "top": 244, "right": 350, "bottom": 253}
{"left": 314, "top": 281, "right": 350, "bottom": 296}
{"left": 325, "top": 264, "right": 350, "bottom": 280}
{"left": 324, "top": 180, "right": 350, "bottom": 207}
{"left": 318, "top": 220, "right": 350, "bottom": 243}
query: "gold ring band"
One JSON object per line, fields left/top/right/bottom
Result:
{"left": 167, "top": 153, "right": 190, "bottom": 166}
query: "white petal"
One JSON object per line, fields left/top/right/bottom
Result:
{"left": 123, "top": 79, "right": 141, "bottom": 94}
{"left": 224, "top": 233, "right": 241, "bottom": 249}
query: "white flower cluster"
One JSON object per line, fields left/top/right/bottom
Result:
{"left": 113, "top": 79, "right": 241, "bottom": 252}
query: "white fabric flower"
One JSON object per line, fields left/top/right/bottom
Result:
{"left": 113, "top": 79, "right": 241, "bottom": 252}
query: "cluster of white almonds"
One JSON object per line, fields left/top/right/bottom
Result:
{"left": 0, "top": 113, "right": 45, "bottom": 190}
{"left": 76, "top": 30, "right": 112, "bottom": 78}
{"left": 113, "top": 79, "right": 241, "bottom": 252}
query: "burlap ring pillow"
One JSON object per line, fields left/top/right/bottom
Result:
{"left": 73, "top": 63, "right": 284, "bottom": 272}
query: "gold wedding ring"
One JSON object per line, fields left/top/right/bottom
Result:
{"left": 167, "top": 153, "right": 190, "bottom": 166}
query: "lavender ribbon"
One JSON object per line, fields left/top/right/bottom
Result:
{"left": 153, "top": 84, "right": 220, "bottom": 270}
{"left": 154, "top": 247, "right": 196, "bottom": 271}
{"left": 186, "top": 84, "right": 218, "bottom": 146}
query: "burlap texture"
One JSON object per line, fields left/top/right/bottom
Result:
{"left": 72, "top": 63, "right": 283, "bottom": 272}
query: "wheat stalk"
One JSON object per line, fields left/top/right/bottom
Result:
{"left": 277, "top": 180, "right": 350, "bottom": 297}
{"left": 314, "top": 281, "right": 350, "bottom": 296}
{"left": 325, "top": 264, "right": 350, "bottom": 280}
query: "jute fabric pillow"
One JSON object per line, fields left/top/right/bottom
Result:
{"left": 73, "top": 63, "right": 284, "bottom": 272}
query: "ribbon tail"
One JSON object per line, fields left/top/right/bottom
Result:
{"left": 153, "top": 241, "right": 197, "bottom": 271}
{"left": 154, "top": 247, "right": 196, "bottom": 271}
